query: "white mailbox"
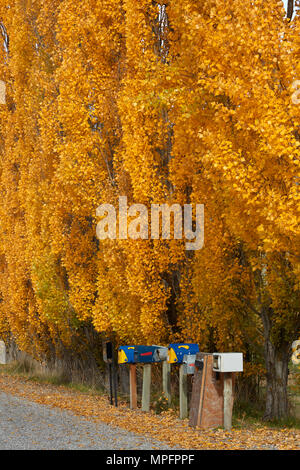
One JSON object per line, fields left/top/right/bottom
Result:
{"left": 213, "top": 353, "right": 243, "bottom": 372}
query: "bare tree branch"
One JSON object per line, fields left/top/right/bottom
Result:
{"left": 0, "top": 21, "right": 9, "bottom": 54}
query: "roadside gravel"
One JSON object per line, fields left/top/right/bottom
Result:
{"left": 0, "top": 391, "right": 175, "bottom": 450}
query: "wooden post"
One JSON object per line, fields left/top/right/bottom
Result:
{"left": 223, "top": 372, "right": 233, "bottom": 431}
{"left": 142, "top": 364, "right": 151, "bottom": 412}
{"left": 108, "top": 363, "right": 114, "bottom": 405}
{"left": 0, "top": 341, "right": 6, "bottom": 365}
{"left": 112, "top": 360, "right": 118, "bottom": 407}
{"left": 129, "top": 364, "right": 137, "bottom": 409}
{"left": 179, "top": 363, "right": 188, "bottom": 419}
{"left": 162, "top": 361, "right": 171, "bottom": 405}
{"left": 196, "top": 355, "right": 208, "bottom": 426}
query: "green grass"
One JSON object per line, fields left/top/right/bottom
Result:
{"left": 233, "top": 398, "right": 265, "bottom": 428}
{"left": 233, "top": 398, "right": 300, "bottom": 430}
{"left": 232, "top": 363, "right": 300, "bottom": 429}
{"left": 0, "top": 362, "right": 105, "bottom": 397}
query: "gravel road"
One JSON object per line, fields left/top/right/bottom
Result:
{"left": 0, "top": 391, "right": 174, "bottom": 450}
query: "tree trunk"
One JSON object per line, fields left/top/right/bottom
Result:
{"left": 264, "top": 338, "right": 290, "bottom": 420}
{"left": 287, "top": 0, "right": 294, "bottom": 20}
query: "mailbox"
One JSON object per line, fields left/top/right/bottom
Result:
{"left": 167, "top": 343, "right": 199, "bottom": 364}
{"left": 118, "top": 345, "right": 167, "bottom": 364}
{"left": 152, "top": 346, "right": 168, "bottom": 362}
{"left": 103, "top": 341, "right": 113, "bottom": 363}
{"left": 212, "top": 353, "right": 243, "bottom": 372}
{"left": 118, "top": 346, "right": 135, "bottom": 364}
{"left": 183, "top": 354, "right": 196, "bottom": 374}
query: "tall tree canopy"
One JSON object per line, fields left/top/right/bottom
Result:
{"left": 0, "top": 0, "right": 299, "bottom": 419}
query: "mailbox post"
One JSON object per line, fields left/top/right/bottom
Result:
{"left": 103, "top": 341, "right": 117, "bottom": 407}
{"left": 189, "top": 352, "right": 243, "bottom": 430}
{"left": 118, "top": 346, "right": 138, "bottom": 410}
{"left": 129, "top": 363, "right": 137, "bottom": 409}
{"left": 162, "top": 361, "right": 171, "bottom": 405}
{"left": 179, "top": 363, "right": 188, "bottom": 419}
{"left": 142, "top": 364, "right": 151, "bottom": 412}
{"left": 167, "top": 343, "right": 199, "bottom": 419}
{"left": 118, "top": 345, "right": 167, "bottom": 412}
{"left": 152, "top": 345, "right": 171, "bottom": 405}
{"left": 212, "top": 352, "right": 243, "bottom": 431}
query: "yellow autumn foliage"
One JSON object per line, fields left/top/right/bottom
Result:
{"left": 0, "top": 0, "right": 298, "bottom": 403}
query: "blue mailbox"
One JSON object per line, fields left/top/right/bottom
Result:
{"left": 167, "top": 343, "right": 199, "bottom": 364}
{"left": 118, "top": 345, "right": 167, "bottom": 364}
{"left": 118, "top": 345, "right": 136, "bottom": 364}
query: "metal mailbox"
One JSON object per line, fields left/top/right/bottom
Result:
{"left": 118, "top": 345, "right": 135, "bottom": 364}
{"left": 152, "top": 346, "right": 168, "bottom": 362}
{"left": 212, "top": 352, "right": 243, "bottom": 372}
{"left": 103, "top": 341, "right": 113, "bottom": 363}
{"left": 183, "top": 354, "right": 196, "bottom": 374}
{"left": 167, "top": 343, "right": 199, "bottom": 364}
{"left": 118, "top": 345, "right": 167, "bottom": 364}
